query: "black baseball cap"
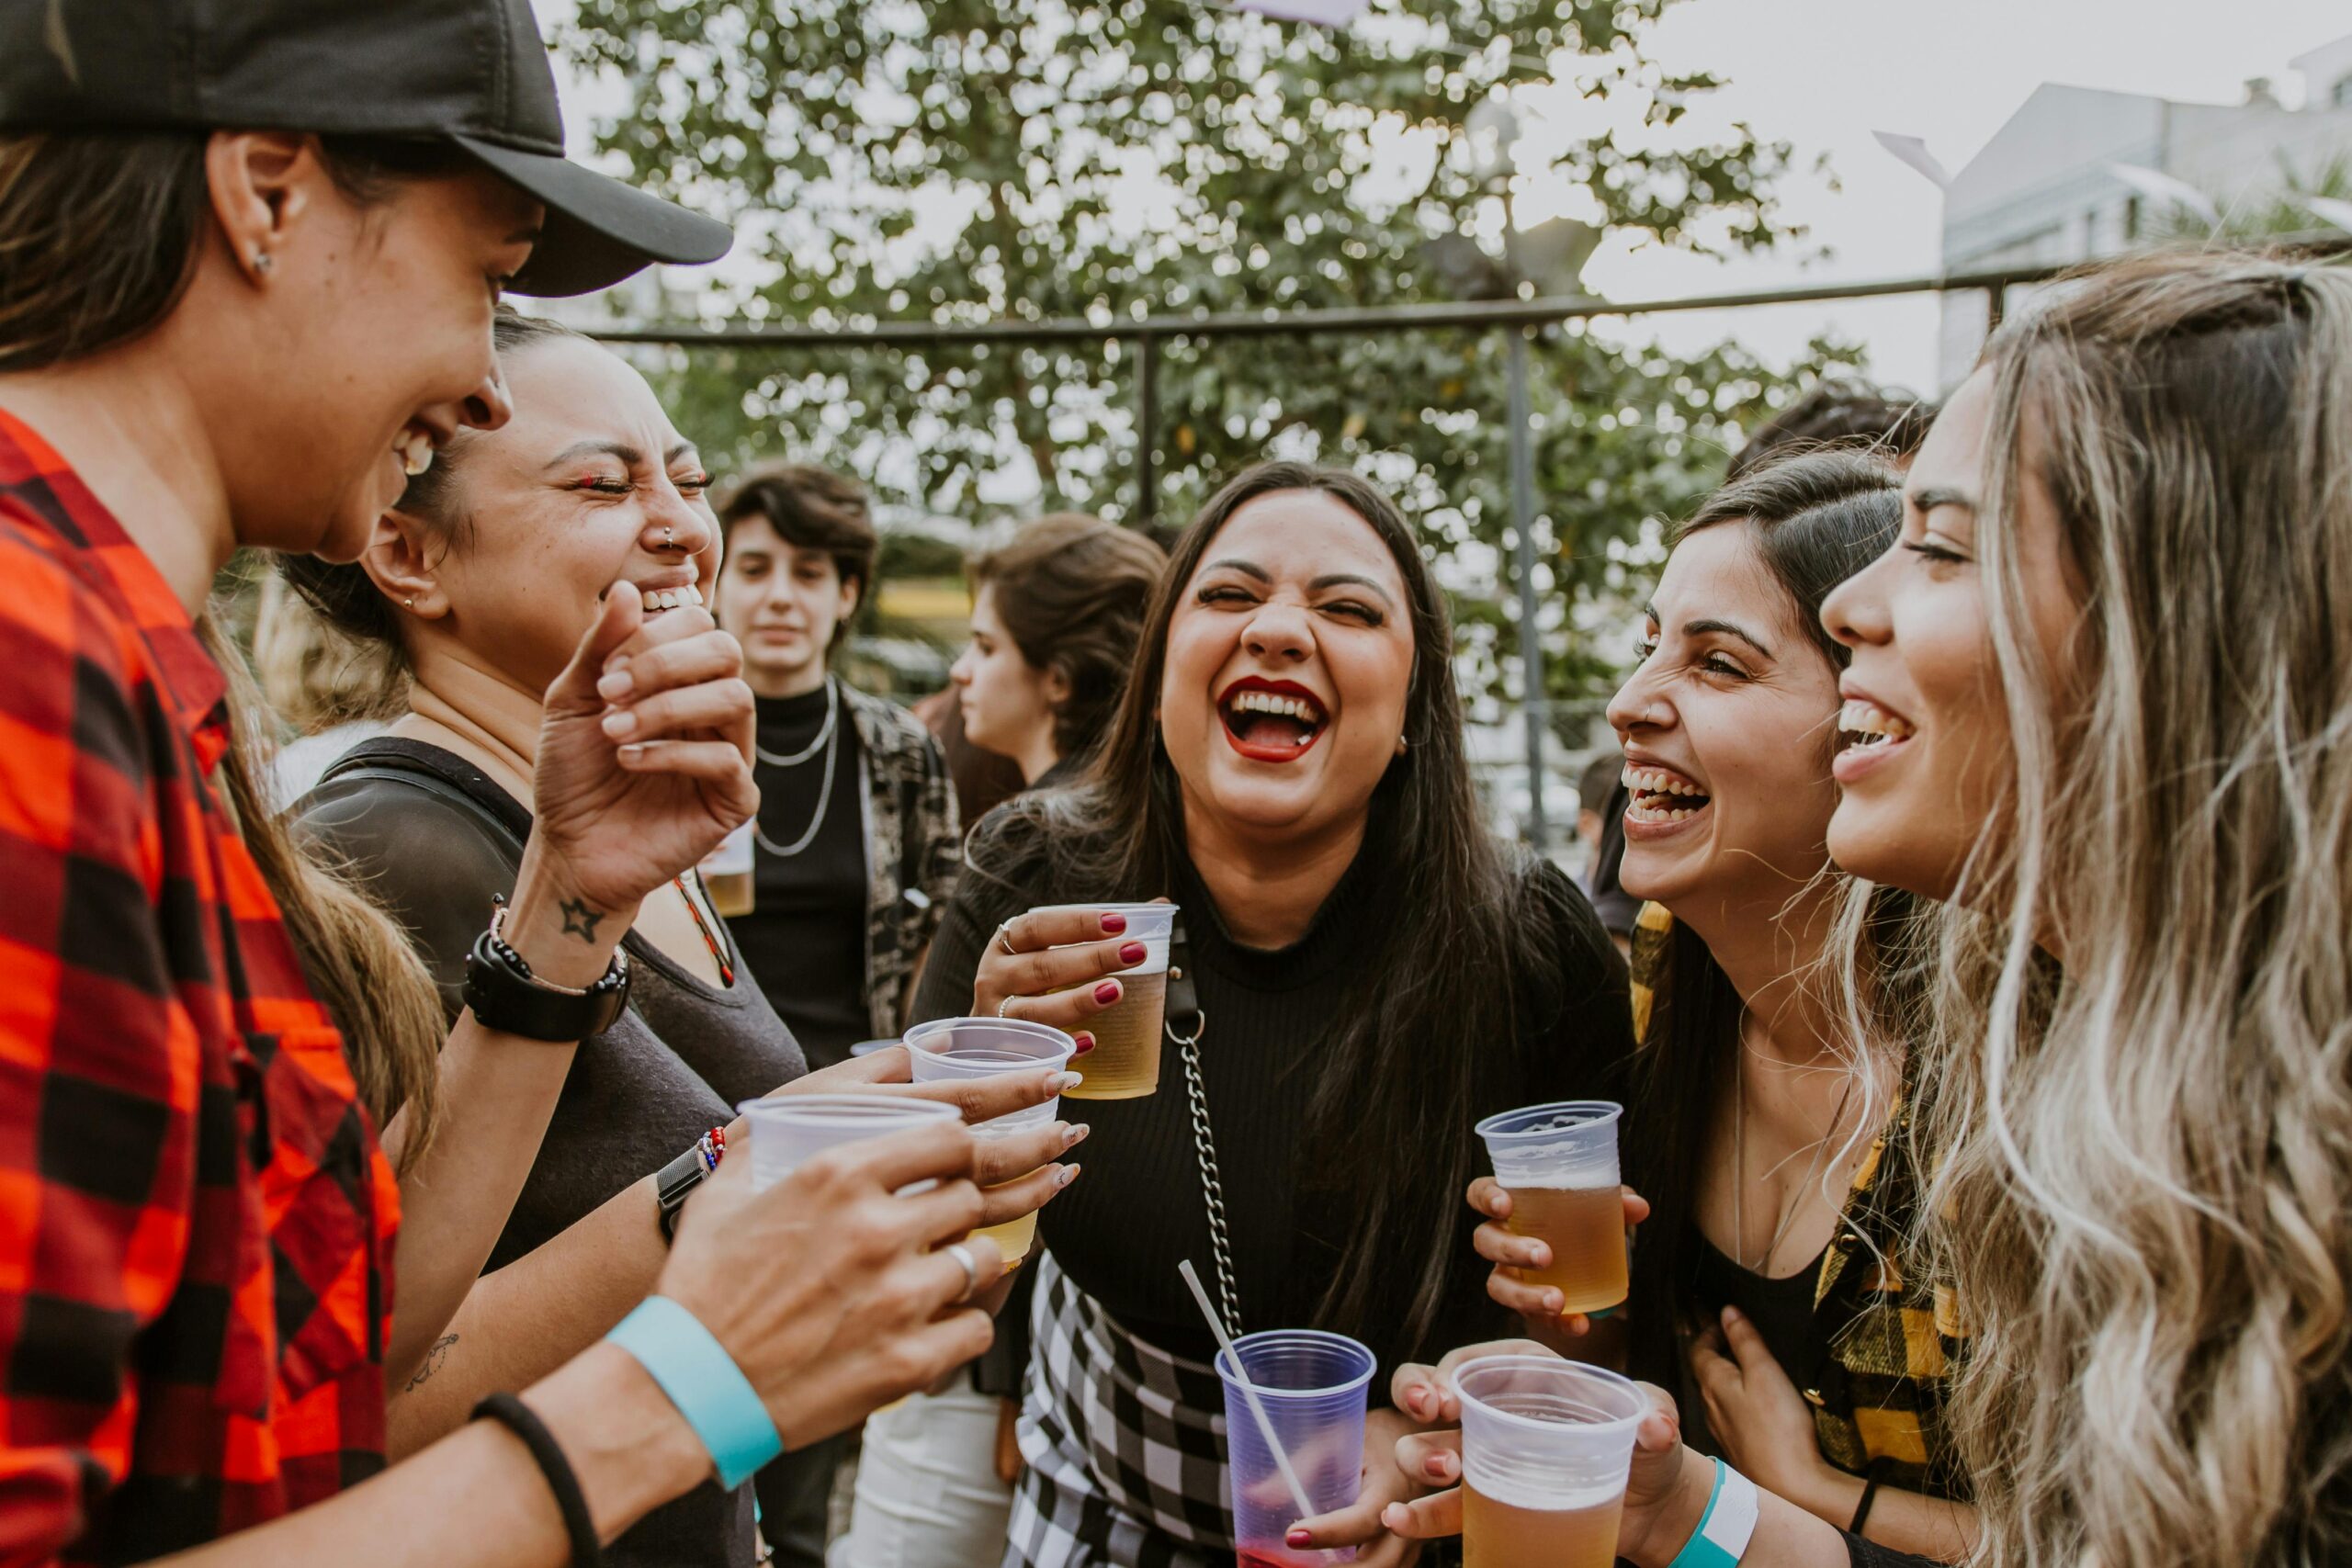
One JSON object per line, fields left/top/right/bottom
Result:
{"left": 0, "top": 0, "right": 731, "bottom": 296}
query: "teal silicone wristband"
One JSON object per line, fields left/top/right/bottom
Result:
{"left": 1668, "top": 1458, "right": 1735, "bottom": 1568}
{"left": 605, "top": 1295, "right": 782, "bottom": 1490}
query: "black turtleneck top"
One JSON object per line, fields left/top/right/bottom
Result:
{"left": 915, "top": 807, "right": 1633, "bottom": 1375}
{"left": 731, "top": 682, "right": 870, "bottom": 1068}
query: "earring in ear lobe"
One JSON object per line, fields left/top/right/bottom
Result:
{"left": 405, "top": 597, "right": 416, "bottom": 611}
{"left": 252, "top": 252, "right": 273, "bottom": 275}
{"left": 1396, "top": 733, "right": 1408, "bottom": 755}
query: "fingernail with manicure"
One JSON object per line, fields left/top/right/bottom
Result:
{"left": 1063, "top": 1122, "right": 1091, "bottom": 1148}
{"left": 1056, "top": 1164, "right": 1081, "bottom": 1189}
{"left": 602, "top": 708, "right": 639, "bottom": 739}
{"left": 1093, "top": 982, "right": 1121, "bottom": 1005}
{"left": 1101, "top": 911, "right": 1126, "bottom": 933}
{"left": 1286, "top": 1529, "right": 1312, "bottom": 1549}
{"left": 597, "top": 668, "right": 635, "bottom": 700}
{"left": 1073, "top": 1034, "right": 1096, "bottom": 1055}
{"left": 1119, "top": 942, "right": 1147, "bottom": 964}
{"left": 1047, "top": 1072, "right": 1084, "bottom": 1093}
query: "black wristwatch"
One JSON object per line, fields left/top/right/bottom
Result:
{"left": 462, "top": 899, "right": 630, "bottom": 1043}
{"left": 655, "top": 1143, "right": 709, "bottom": 1244}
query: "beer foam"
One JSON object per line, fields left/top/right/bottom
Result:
{"left": 1462, "top": 1453, "right": 1623, "bottom": 1513}
{"left": 1477, "top": 1101, "right": 1622, "bottom": 1188}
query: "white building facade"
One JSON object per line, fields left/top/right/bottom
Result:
{"left": 1937, "top": 34, "right": 2352, "bottom": 386}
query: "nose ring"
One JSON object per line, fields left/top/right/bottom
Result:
{"left": 663, "top": 525, "right": 675, "bottom": 550}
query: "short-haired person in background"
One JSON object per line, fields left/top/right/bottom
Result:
{"left": 950, "top": 512, "right": 1170, "bottom": 790}
{"left": 1723, "top": 379, "right": 1937, "bottom": 483}
{"left": 0, "top": 2, "right": 1010, "bottom": 1562}
{"left": 838, "top": 511, "right": 1166, "bottom": 1568}
{"left": 707, "top": 461, "right": 964, "bottom": 1564}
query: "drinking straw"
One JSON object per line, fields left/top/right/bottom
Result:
{"left": 1178, "top": 1258, "right": 1318, "bottom": 1525}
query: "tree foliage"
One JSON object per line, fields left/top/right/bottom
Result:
{"left": 560, "top": 0, "right": 1860, "bottom": 720}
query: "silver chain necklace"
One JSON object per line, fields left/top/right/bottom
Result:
{"left": 752, "top": 679, "right": 840, "bottom": 859}
{"left": 1174, "top": 1009, "right": 1240, "bottom": 1331}
{"left": 753, "top": 676, "right": 837, "bottom": 767}
{"left": 1731, "top": 1025, "right": 1858, "bottom": 1275}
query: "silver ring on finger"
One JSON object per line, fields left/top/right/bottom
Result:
{"left": 995, "top": 921, "right": 1018, "bottom": 956}
{"left": 944, "top": 1241, "right": 983, "bottom": 1302}
{"left": 996, "top": 996, "right": 1018, "bottom": 1019}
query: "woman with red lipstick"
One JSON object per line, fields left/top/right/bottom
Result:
{"left": 916, "top": 460, "right": 1634, "bottom": 1567}
{"left": 1465, "top": 451, "right": 1973, "bottom": 1560}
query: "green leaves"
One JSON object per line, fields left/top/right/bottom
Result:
{"left": 564, "top": 0, "right": 1849, "bottom": 715}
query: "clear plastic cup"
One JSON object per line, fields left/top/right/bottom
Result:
{"left": 1453, "top": 1356, "right": 1646, "bottom": 1568}
{"left": 1028, "top": 902, "right": 1179, "bottom": 1101}
{"left": 903, "top": 1018, "right": 1077, "bottom": 1271}
{"left": 735, "top": 1092, "right": 961, "bottom": 1192}
{"left": 1213, "top": 1329, "right": 1376, "bottom": 1565}
{"left": 1474, "top": 1100, "right": 1627, "bottom": 1315}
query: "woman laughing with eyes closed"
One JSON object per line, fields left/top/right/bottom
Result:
{"left": 915, "top": 460, "right": 1634, "bottom": 1568}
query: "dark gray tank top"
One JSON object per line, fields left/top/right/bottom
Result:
{"left": 297, "top": 737, "right": 807, "bottom": 1568}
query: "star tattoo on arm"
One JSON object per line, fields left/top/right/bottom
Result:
{"left": 560, "top": 897, "right": 605, "bottom": 942}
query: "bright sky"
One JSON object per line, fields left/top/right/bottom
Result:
{"left": 1572, "top": 0, "right": 2352, "bottom": 389}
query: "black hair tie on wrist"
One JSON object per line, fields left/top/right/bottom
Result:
{"left": 474, "top": 1392, "right": 603, "bottom": 1567}
{"left": 1849, "top": 1462, "right": 1886, "bottom": 1538}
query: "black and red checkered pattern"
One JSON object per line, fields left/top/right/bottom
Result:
{"left": 0, "top": 411, "right": 399, "bottom": 1565}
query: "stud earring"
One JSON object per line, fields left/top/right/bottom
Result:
{"left": 1396, "top": 734, "right": 1408, "bottom": 755}
{"left": 253, "top": 252, "right": 273, "bottom": 275}
{"left": 405, "top": 597, "right": 416, "bottom": 610}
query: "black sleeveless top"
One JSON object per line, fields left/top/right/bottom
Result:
{"left": 296, "top": 737, "right": 807, "bottom": 1568}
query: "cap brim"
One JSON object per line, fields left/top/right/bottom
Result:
{"left": 453, "top": 135, "right": 732, "bottom": 298}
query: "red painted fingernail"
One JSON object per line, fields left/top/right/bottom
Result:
{"left": 1101, "top": 911, "right": 1127, "bottom": 933}
{"left": 1286, "top": 1529, "right": 1312, "bottom": 1549}
{"left": 1093, "top": 982, "right": 1121, "bottom": 1005}
{"left": 1074, "top": 1034, "right": 1096, "bottom": 1055}
{"left": 1119, "top": 942, "right": 1147, "bottom": 964}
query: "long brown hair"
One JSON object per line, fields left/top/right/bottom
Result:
{"left": 967, "top": 513, "right": 1167, "bottom": 761}
{"left": 1619, "top": 451, "right": 1913, "bottom": 1393}
{"left": 3, "top": 130, "right": 466, "bottom": 1163}
{"left": 971, "top": 460, "right": 1576, "bottom": 1353}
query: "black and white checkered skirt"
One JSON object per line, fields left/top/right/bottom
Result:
{"left": 1000, "top": 1252, "right": 1237, "bottom": 1568}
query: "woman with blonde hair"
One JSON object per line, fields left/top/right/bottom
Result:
{"left": 1384, "top": 249, "right": 2352, "bottom": 1566}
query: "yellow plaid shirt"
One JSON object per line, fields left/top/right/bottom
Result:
{"left": 1630, "top": 901, "right": 1969, "bottom": 1498}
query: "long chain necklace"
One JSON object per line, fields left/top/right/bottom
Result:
{"left": 753, "top": 676, "right": 838, "bottom": 766}
{"left": 1731, "top": 1024, "right": 1859, "bottom": 1275}
{"left": 752, "top": 678, "right": 840, "bottom": 859}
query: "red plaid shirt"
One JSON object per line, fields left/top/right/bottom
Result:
{"left": 0, "top": 411, "right": 400, "bottom": 1565}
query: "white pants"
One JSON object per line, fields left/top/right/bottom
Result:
{"left": 836, "top": 1370, "right": 1015, "bottom": 1568}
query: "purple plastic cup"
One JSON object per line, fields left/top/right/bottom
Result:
{"left": 1214, "top": 1328, "right": 1376, "bottom": 1565}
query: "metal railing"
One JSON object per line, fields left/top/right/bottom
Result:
{"left": 594, "top": 239, "right": 2346, "bottom": 849}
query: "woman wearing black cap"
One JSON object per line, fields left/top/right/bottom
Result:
{"left": 0, "top": 2, "right": 1021, "bottom": 1563}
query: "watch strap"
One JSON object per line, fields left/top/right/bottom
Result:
{"left": 464, "top": 922, "right": 630, "bottom": 1042}
{"left": 656, "top": 1143, "right": 707, "bottom": 1243}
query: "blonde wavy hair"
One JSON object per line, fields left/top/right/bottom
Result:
{"left": 1887, "top": 252, "right": 2352, "bottom": 1564}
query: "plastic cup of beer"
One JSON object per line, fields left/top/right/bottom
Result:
{"left": 735, "top": 1092, "right": 961, "bottom": 1193}
{"left": 1474, "top": 1100, "right": 1628, "bottom": 1315}
{"left": 699, "top": 819, "right": 755, "bottom": 919}
{"left": 1453, "top": 1355, "right": 1645, "bottom": 1568}
{"left": 903, "top": 1017, "right": 1077, "bottom": 1272}
{"left": 1029, "top": 902, "right": 1179, "bottom": 1101}
{"left": 1212, "top": 1329, "right": 1376, "bottom": 1567}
